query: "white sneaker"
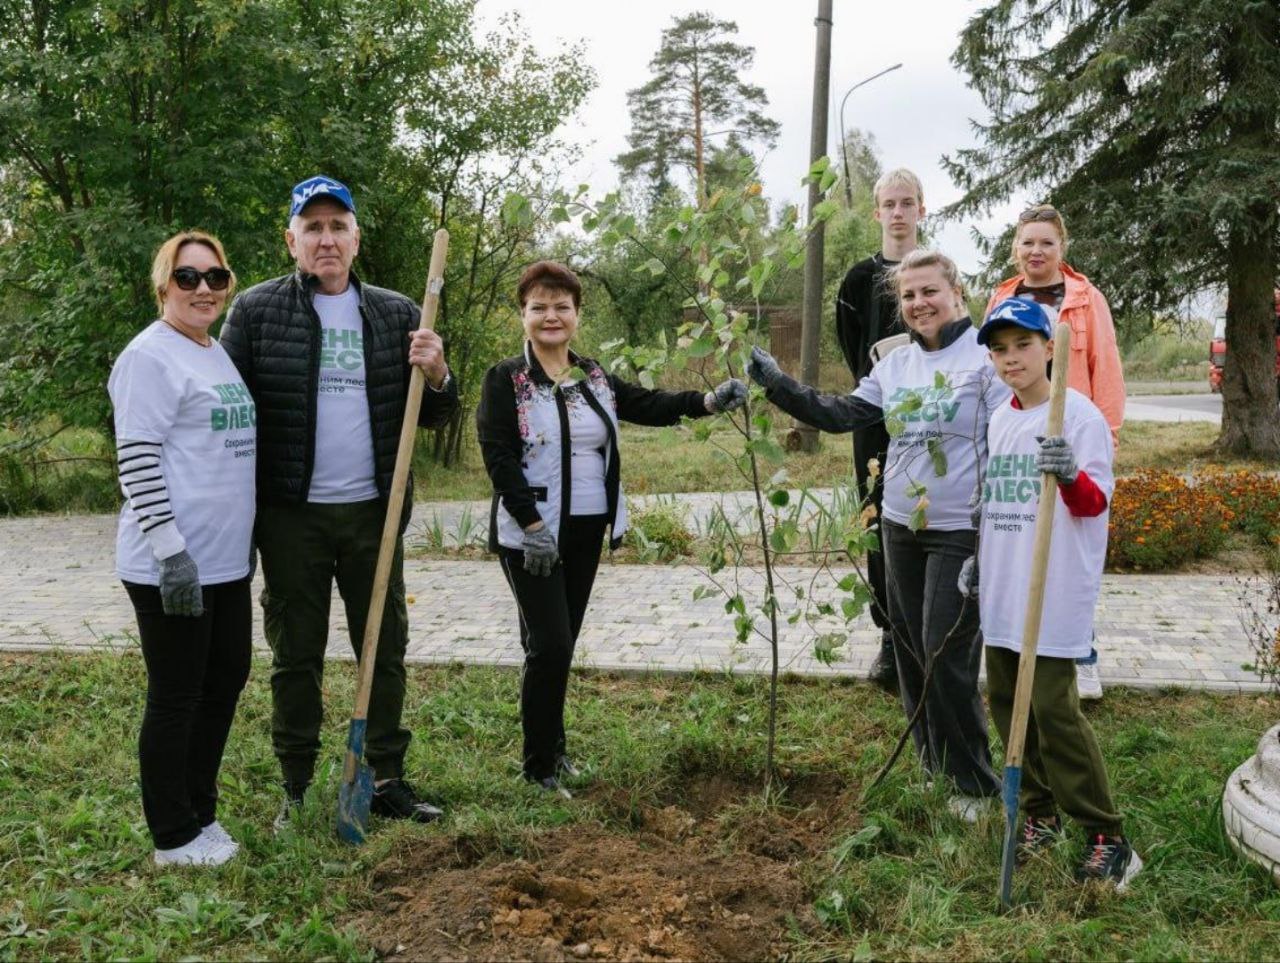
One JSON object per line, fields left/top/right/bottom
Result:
{"left": 1076, "top": 660, "right": 1104, "bottom": 701}
{"left": 947, "top": 795, "right": 991, "bottom": 824}
{"left": 154, "top": 831, "right": 236, "bottom": 867}
{"left": 201, "top": 820, "right": 239, "bottom": 856}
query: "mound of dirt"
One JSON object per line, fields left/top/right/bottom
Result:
{"left": 357, "top": 825, "right": 807, "bottom": 962}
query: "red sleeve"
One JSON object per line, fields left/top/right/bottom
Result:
{"left": 1058, "top": 468, "right": 1107, "bottom": 517}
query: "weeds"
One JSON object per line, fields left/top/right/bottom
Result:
{"left": 1, "top": 651, "right": 1278, "bottom": 960}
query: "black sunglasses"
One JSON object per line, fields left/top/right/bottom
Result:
{"left": 1018, "top": 206, "right": 1060, "bottom": 223}
{"left": 172, "top": 266, "right": 232, "bottom": 291}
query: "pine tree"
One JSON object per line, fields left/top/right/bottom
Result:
{"left": 944, "top": 0, "right": 1280, "bottom": 456}
{"left": 615, "top": 12, "right": 780, "bottom": 209}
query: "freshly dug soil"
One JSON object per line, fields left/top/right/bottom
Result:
{"left": 354, "top": 772, "right": 856, "bottom": 962}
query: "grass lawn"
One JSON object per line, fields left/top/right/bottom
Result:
{"left": 2, "top": 650, "right": 1278, "bottom": 960}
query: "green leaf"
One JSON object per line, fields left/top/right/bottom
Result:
{"left": 927, "top": 437, "right": 948, "bottom": 477}
{"left": 905, "top": 480, "right": 928, "bottom": 498}
{"left": 769, "top": 489, "right": 790, "bottom": 507}
{"left": 643, "top": 258, "right": 666, "bottom": 276}
{"left": 885, "top": 416, "right": 905, "bottom": 437}
{"left": 908, "top": 504, "right": 928, "bottom": 532}
{"left": 638, "top": 369, "right": 655, "bottom": 389}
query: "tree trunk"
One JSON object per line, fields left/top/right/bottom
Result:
{"left": 1217, "top": 204, "right": 1280, "bottom": 458}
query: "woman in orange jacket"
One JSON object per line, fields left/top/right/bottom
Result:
{"left": 984, "top": 204, "right": 1126, "bottom": 701}
{"left": 985, "top": 205, "right": 1125, "bottom": 448}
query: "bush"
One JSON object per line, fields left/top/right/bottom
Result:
{"left": 1107, "top": 470, "right": 1231, "bottom": 569}
{"left": 624, "top": 500, "right": 695, "bottom": 562}
{"left": 1196, "top": 467, "right": 1280, "bottom": 545}
{"left": 0, "top": 449, "right": 119, "bottom": 516}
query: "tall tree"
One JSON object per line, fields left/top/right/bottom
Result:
{"left": 944, "top": 0, "right": 1280, "bottom": 456}
{"left": 615, "top": 12, "right": 780, "bottom": 208}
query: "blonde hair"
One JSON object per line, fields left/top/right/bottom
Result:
{"left": 1010, "top": 204, "right": 1069, "bottom": 265}
{"left": 873, "top": 167, "right": 924, "bottom": 207}
{"left": 888, "top": 248, "right": 965, "bottom": 315}
{"left": 151, "top": 230, "right": 236, "bottom": 311}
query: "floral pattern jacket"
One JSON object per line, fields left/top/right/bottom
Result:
{"left": 476, "top": 343, "right": 709, "bottom": 552}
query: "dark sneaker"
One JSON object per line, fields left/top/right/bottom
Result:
{"left": 868, "top": 639, "right": 898, "bottom": 693}
{"left": 1017, "top": 814, "right": 1063, "bottom": 863}
{"left": 556, "top": 755, "right": 583, "bottom": 779}
{"left": 1075, "top": 834, "right": 1143, "bottom": 891}
{"left": 527, "top": 774, "right": 573, "bottom": 800}
{"left": 273, "top": 783, "right": 308, "bottom": 834}
{"left": 371, "top": 779, "right": 443, "bottom": 823}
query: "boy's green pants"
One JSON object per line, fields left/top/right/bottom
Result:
{"left": 985, "top": 646, "right": 1123, "bottom": 836}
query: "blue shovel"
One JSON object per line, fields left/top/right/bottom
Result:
{"left": 337, "top": 229, "right": 450, "bottom": 845}
{"left": 998, "top": 321, "right": 1071, "bottom": 909}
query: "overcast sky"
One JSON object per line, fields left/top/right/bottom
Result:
{"left": 474, "top": 0, "right": 1029, "bottom": 275}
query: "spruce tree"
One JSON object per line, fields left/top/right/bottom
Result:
{"left": 944, "top": 0, "right": 1280, "bottom": 456}
{"left": 615, "top": 12, "right": 779, "bottom": 209}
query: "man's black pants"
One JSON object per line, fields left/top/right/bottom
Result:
{"left": 124, "top": 578, "right": 252, "bottom": 850}
{"left": 256, "top": 499, "right": 411, "bottom": 790}
{"left": 498, "top": 514, "right": 608, "bottom": 780}
{"left": 880, "top": 520, "right": 1000, "bottom": 797}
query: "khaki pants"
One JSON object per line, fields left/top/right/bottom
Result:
{"left": 985, "top": 645, "right": 1123, "bottom": 835}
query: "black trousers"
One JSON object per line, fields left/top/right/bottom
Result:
{"left": 498, "top": 514, "right": 608, "bottom": 780}
{"left": 880, "top": 520, "right": 1000, "bottom": 797}
{"left": 124, "top": 578, "right": 252, "bottom": 850}
{"left": 853, "top": 422, "right": 892, "bottom": 637}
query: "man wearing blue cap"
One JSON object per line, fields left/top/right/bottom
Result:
{"left": 222, "top": 175, "right": 458, "bottom": 827}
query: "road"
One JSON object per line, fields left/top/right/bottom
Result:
{"left": 1124, "top": 391, "right": 1222, "bottom": 424}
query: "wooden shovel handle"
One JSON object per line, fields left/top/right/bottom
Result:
{"left": 1003, "top": 321, "right": 1072, "bottom": 768}
{"left": 345, "top": 230, "right": 449, "bottom": 766}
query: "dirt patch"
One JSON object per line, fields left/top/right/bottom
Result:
{"left": 358, "top": 825, "right": 807, "bottom": 962}
{"left": 353, "top": 773, "right": 858, "bottom": 962}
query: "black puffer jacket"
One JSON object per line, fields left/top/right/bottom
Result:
{"left": 220, "top": 270, "right": 458, "bottom": 508}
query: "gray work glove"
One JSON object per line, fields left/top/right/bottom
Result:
{"left": 158, "top": 550, "right": 204, "bottom": 617}
{"left": 1035, "top": 435, "right": 1078, "bottom": 483}
{"left": 704, "top": 378, "right": 748, "bottom": 413}
{"left": 746, "top": 346, "right": 786, "bottom": 391}
{"left": 957, "top": 555, "right": 978, "bottom": 600}
{"left": 521, "top": 524, "right": 559, "bottom": 577}
{"left": 968, "top": 486, "right": 984, "bottom": 530}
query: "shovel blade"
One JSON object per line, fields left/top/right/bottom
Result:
{"left": 998, "top": 765, "right": 1022, "bottom": 910}
{"left": 336, "top": 720, "right": 374, "bottom": 845}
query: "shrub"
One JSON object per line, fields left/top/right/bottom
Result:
{"left": 624, "top": 500, "right": 695, "bottom": 562}
{"left": 1196, "top": 467, "right": 1280, "bottom": 545}
{"left": 1107, "top": 470, "right": 1231, "bottom": 570}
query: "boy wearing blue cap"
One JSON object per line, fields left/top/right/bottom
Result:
{"left": 960, "top": 296, "right": 1142, "bottom": 889}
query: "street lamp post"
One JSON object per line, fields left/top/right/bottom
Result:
{"left": 839, "top": 63, "right": 903, "bottom": 206}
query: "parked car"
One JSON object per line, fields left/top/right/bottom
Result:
{"left": 1208, "top": 290, "right": 1280, "bottom": 395}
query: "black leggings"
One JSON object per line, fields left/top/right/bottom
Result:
{"left": 498, "top": 514, "right": 608, "bottom": 780}
{"left": 124, "top": 578, "right": 252, "bottom": 849}
{"left": 880, "top": 520, "right": 999, "bottom": 797}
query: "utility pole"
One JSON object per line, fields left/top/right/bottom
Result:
{"left": 792, "top": 0, "right": 833, "bottom": 453}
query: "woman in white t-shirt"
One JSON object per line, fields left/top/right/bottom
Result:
{"left": 748, "top": 249, "right": 1008, "bottom": 819}
{"left": 108, "top": 231, "right": 256, "bottom": 868}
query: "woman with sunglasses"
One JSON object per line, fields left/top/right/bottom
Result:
{"left": 108, "top": 230, "right": 255, "bottom": 867}
{"left": 985, "top": 205, "right": 1125, "bottom": 701}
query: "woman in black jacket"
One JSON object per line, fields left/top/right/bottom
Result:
{"left": 476, "top": 261, "right": 746, "bottom": 796}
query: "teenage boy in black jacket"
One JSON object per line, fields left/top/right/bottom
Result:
{"left": 833, "top": 168, "right": 925, "bottom": 692}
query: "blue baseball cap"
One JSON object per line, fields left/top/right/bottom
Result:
{"left": 977, "top": 296, "right": 1054, "bottom": 345}
{"left": 289, "top": 175, "right": 356, "bottom": 218}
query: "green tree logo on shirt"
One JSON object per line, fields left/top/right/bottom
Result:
{"left": 321, "top": 328, "right": 363, "bottom": 371}
{"left": 210, "top": 383, "right": 255, "bottom": 431}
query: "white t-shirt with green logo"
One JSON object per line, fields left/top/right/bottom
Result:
{"left": 852, "top": 327, "right": 1011, "bottom": 530}
{"left": 977, "top": 389, "right": 1114, "bottom": 659}
{"left": 109, "top": 322, "right": 256, "bottom": 584}
{"left": 308, "top": 288, "right": 379, "bottom": 503}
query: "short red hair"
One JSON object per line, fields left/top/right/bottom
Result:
{"left": 517, "top": 260, "right": 581, "bottom": 309}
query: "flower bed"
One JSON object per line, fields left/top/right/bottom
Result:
{"left": 1107, "top": 470, "right": 1232, "bottom": 569}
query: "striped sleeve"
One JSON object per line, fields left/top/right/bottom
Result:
{"left": 116, "top": 439, "right": 186, "bottom": 560}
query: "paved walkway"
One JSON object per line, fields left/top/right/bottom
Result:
{"left": 1, "top": 508, "right": 1270, "bottom": 692}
